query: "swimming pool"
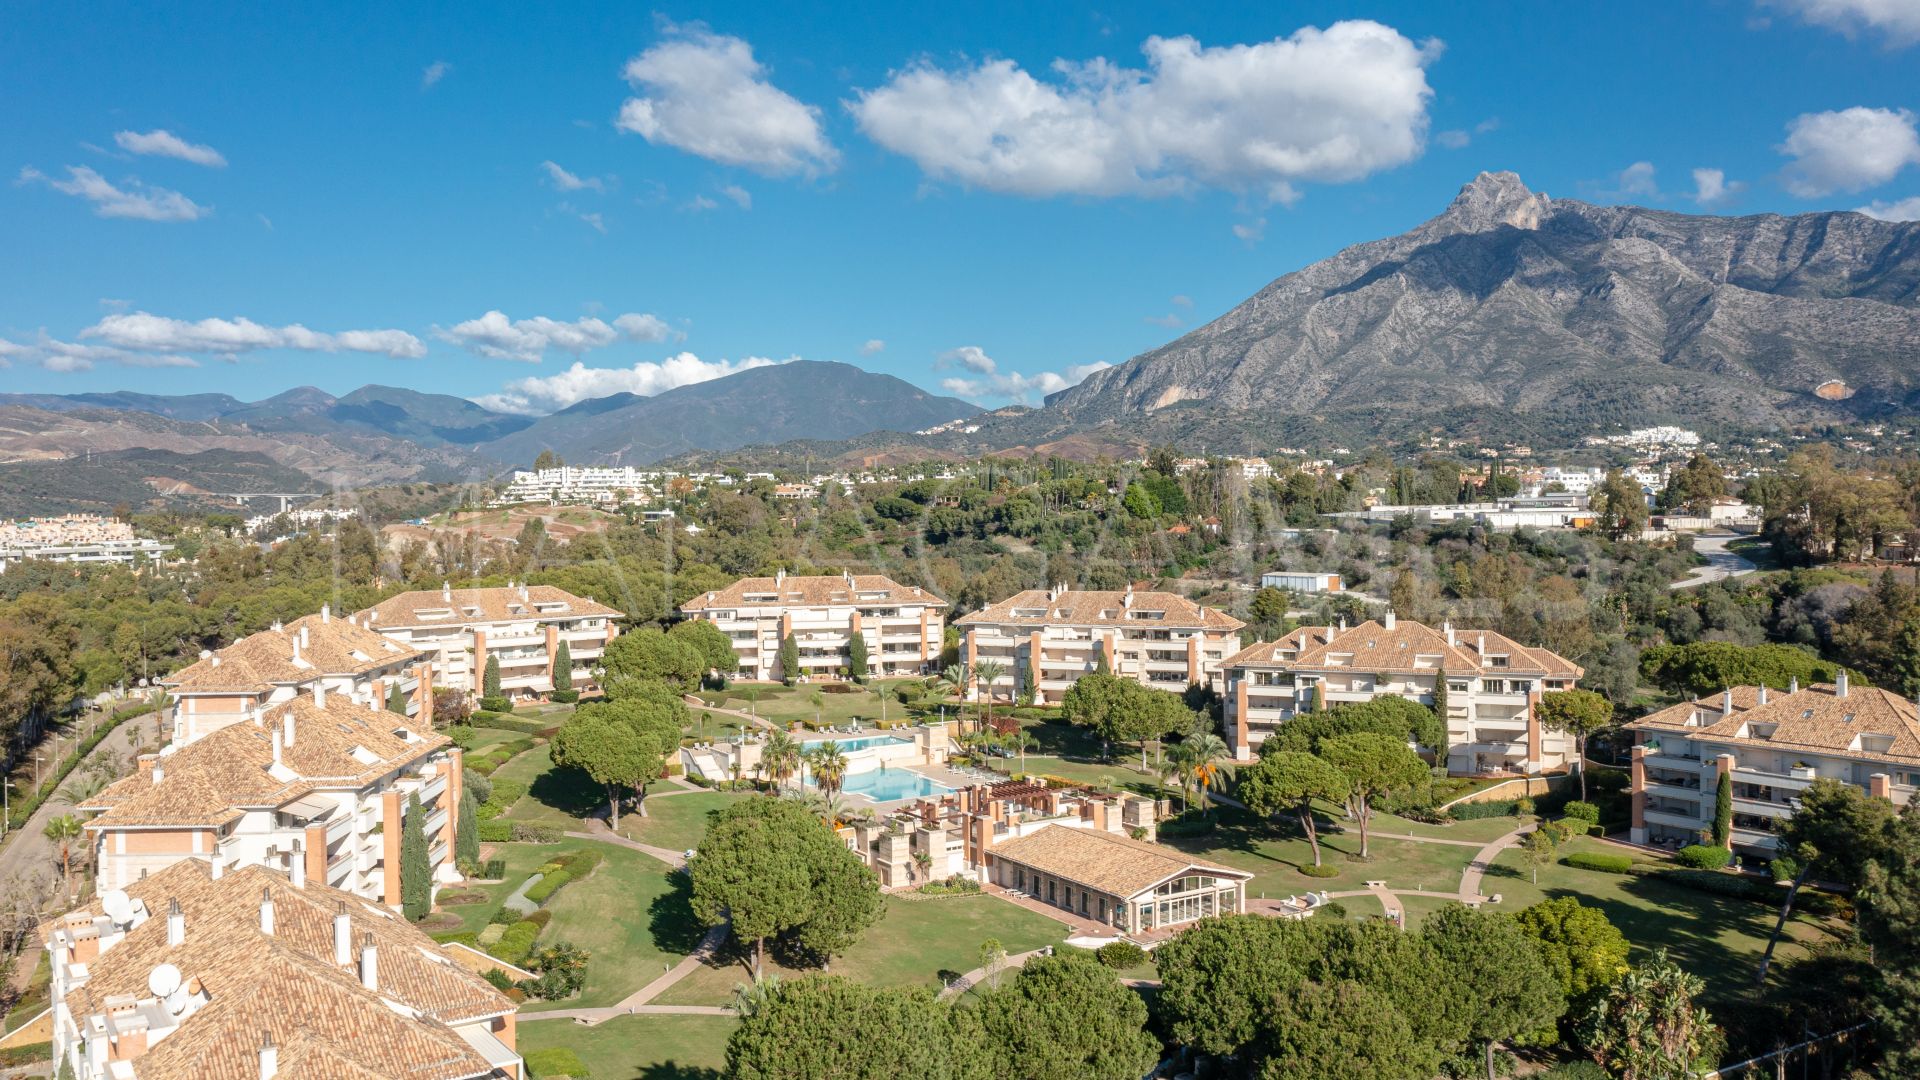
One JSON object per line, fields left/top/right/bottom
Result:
{"left": 823, "top": 767, "right": 952, "bottom": 801}
{"left": 801, "top": 735, "right": 911, "bottom": 754}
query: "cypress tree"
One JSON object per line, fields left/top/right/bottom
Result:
{"left": 482, "top": 654, "right": 501, "bottom": 699}
{"left": 455, "top": 788, "right": 480, "bottom": 868}
{"left": 1713, "top": 770, "right": 1733, "bottom": 848}
{"left": 847, "top": 632, "right": 868, "bottom": 683}
{"left": 401, "top": 793, "right": 431, "bottom": 920}
{"left": 552, "top": 639, "right": 573, "bottom": 692}
{"left": 779, "top": 632, "right": 800, "bottom": 685}
{"left": 1431, "top": 668, "right": 1448, "bottom": 720}
{"left": 386, "top": 680, "right": 407, "bottom": 715}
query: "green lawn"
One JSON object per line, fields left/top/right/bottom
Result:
{"left": 1480, "top": 835, "right": 1837, "bottom": 1005}
{"left": 439, "top": 842, "right": 566, "bottom": 937}
{"left": 1159, "top": 803, "right": 1491, "bottom": 899}
{"left": 621, "top": 791, "right": 751, "bottom": 853}
{"left": 520, "top": 1014, "right": 734, "bottom": 1079}
{"left": 653, "top": 894, "right": 1071, "bottom": 1006}
{"left": 696, "top": 679, "right": 931, "bottom": 730}
{"left": 493, "top": 744, "right": 604, "bottom": 829}
{"left": 524, "top": 844, "right": 698, "bottom": 1012}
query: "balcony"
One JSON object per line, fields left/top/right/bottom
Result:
{"left": 1733, "top": 797, "right": 1795, "bottom": 820}
{"left": 1732, "top": 827, "right": 1781, "bottom": 852}
{"left": 420, "top": 773, "right": 448, "bottom": 805}
{"left": 325, "top": 815, "right": 354, "bottom": 846}
{"left": 1731, "top": 767, "right": 1814, "bottom": 793}
{"left": 425, "top": 808, "right": 449, "bottom": 837}
{"left": 1643, "top": 807, "right": 1703, "bottom": 830}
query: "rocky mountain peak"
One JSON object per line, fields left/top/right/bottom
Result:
{"left": 1434, "top": 170, "right": 1551, "bottom": 233}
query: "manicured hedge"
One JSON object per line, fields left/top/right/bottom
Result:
{"left": 490, "top": 920, "right": 543, "bottom": 965}
{"left": 1564, "top": 852, "right": 1636, "bottom": 874}
{"left": 512, "top": 823, "right": 563, "bottom": 842}
{"left": 431, "top": 931, "right": 479, "bottom": 949}
{"left": 526, "top": 870, "right": 572, "bottom": 904}
{"left": 482, "top": 715, "right": 556, "bottom": 736}
{"left": 478, "top": 820, "right": 512, "bottom": 843}
{"left": 481, "top": 858, "right": 506, "bottom": 880}
{"left": 525, "top": 1046, "right": 591, "bottom": 1079}
{"left": 1562, "top": 800, "right": 1601, "bottom": 822}
{"left": 1675, "top": 844, "right": 1733, "bottom": 870}
{"left": 1298, "top": 863, "right": 1341, "bottom": 878}
{"left": 478, "top": 779, "right": 528, "bottom": 820}
{"left": 1096, "top": 941, "right": 1147, "bottom": 969}
{"left": 1449, "top": 798, "right": 1523, "bottom": 820}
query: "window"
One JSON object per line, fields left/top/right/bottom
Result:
{"left": 1047, "top": 880, "right": 1056, "bottom": 903}
{"left": 1014, "top": 869, "right": 1025, "bottom": 891}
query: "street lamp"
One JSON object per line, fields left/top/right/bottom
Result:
{"left": 34, "top": 753, "right": 44, "bottom": 791}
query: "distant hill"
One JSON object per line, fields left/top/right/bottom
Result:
{"left": 0, "top": 448, "right": 318, "bottom": 518}
{"left": 1045, "top": 172, "right": 1920, "bottom": 433}
{"left": 481, "top": 361, "right": 981, "bottom": 466}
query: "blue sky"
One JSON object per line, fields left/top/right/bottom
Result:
{"left": 4, "top": 1, "right": 1918, "bottom": 412}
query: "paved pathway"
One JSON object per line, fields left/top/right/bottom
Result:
{"left": 522, "top": 923, "right": 731, "bottom": 1024}
{"left": 564, "top": 825, "right": 685, "bottom": 868}
{"left": 936, "top": 946, "right": 1054, "bottom": 1000}
{"left": 1671, "top": 532, "right": 1758, "bottom": 590}
{"left": 1458, "top": 823, "right": 1535, "bottom": 902}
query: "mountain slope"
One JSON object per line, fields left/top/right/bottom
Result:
{"left": 1048, "top": 172, "right": 1920, "bottom": 429}
{"left": 482, "top": 360, "right": 981, "bottom": 466}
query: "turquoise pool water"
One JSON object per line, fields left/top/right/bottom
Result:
{"left": 810, "top": 767, "right": 952, "bottom": 801}
{"left": 801, "top": 735, "right": 911, "bottom": 753}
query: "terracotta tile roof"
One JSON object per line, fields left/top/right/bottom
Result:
{"left": 1628, "top": 683, "right": 1920, "bottom": 766}
{"left": 680, "top": 572, "right": 946, "bottom": 611}
{"left": 163, "top": 611, "right": 425, "bottom": 695}
{"left": 82, "top": 695, "right": 446, "bottom": 828}
{"left": 358, "top": 583, "right": 620, "bottom": 629}
{"left": 1222, "top": 618, "right": 1581, "bottom": 679}
{"left": 56, "top": 861, "right": 509, "bottom": 1079}
{"left": 990, "top": 824, "right": 1250, "bottom": 898}
{"left": 955, "top": 588, "right": 1243, "bottom": 632}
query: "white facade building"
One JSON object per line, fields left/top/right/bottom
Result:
{"left": 680, "top": 570, "right": 947, "bottom": 681}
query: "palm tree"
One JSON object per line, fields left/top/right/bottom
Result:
{"left": 760, "top": 729, "right": 801, "bottom": 792}
{"left": 805, "top": 744, "right": 850, "bottom": 800}
{"left": 973, "top": 659, "right": 1007, "bottom": 734}
{"left": 1182, "top": 733, "right": 1233, "bottom": 815}
{"left": 931, "top": 663, "right": 970, "bottom": 724}
{"left": 44, "top": 815, "right": 81, "bottom": 902}
{"left": 912, "top": 851, "right": 932, "bottom": 882}
{"left": 729, "top": 973, "right": 783, "bottom": 1019}
{"left": 1002, "top": 729, "right": 1036, "bottom": 776}
{"left": 794, "top": 788, "right": 847, "bottom": 827}
{"left": 1157, "top": 750, "right": 1190, "bottom": 814}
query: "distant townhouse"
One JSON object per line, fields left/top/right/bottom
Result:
{"left": 1232, "top": 457, "right": 1274, "bottom": 481}
{"left": 771, "top": 483, "right": 819, "bottom": 500}
{"left": 160, "top": 606, "right": 429, "bottom": 746}
{"left": 80, "top": 688, "right": 464, "bottom": 905}
{"left": 1626, "top": 675, "right": 1920, "bottom": 857}
{"left": 1258, "top": 570, "right": 1343, "bottom": 595}
{"left": 955, "top": 584, "right": 1245, "bottom": 703}
{"left": 494, "top": 465, "right": 658, "bottom": 507}
{"left": 357, "top": 582, "right": 621, "bottom": 703}
{"left": 680, "top": 570, "right": 947, "bottom": 681}
{"left": 0, "top": 513, "right": 171, "bottom": 569}
{"left": 45, "top": 860, "right": 521, "bottom": 1079}
{"left": 1220, "top": 614, "right": 1584, "bottom": 771}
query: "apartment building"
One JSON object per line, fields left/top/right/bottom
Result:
{"left": 357, "top": 582, "right": 621, "bottom": 702}
{"left": 1220, "top": 614, "right": 1583, "bottom": 771}
{"left": 80, "top": 687, "right": 464, "bottom": 906}
{"left": 494, "top": 464, "right": 657, "bottom": 506}
{"left": 954, "top": 585, "right": 1245, "bottom": 703}
{"left": 44, "top": 860, "right": 521, "bottom": 1079}
{"left": 1258, "top": 570, "right": 1342, "bottom": 594}
{"left": 160, "top": 605, "right": 430, "bottom": 745}
{"left": 679, "top": 570, "right": 947, "bottom": 681}
{"left": 1626, "top": 675, "right": 1920, "bottom": 857}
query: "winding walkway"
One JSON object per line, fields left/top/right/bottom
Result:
{"left": 521, "top": 924, "right": 733, "bottom": 1024}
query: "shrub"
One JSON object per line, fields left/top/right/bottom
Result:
{"left": 479, "top": 924, "right": 507, "bottom": 945}
{"left": 1540, "top": 1063, "right": 1610, "bottom": 1079}
{"left": 523, "top": 909, "right": 552, "bottom": 930}
{"left": 525, "top": 940, "right": 591, "bottom": 1000}
{"left": 1298, "top": 863, "right": 1341, "bottom": 879}
{"left": 483, "top": 967, "right": 516, "bottom": 991}
{"left": 490, "top": 906, "right": 522, "bottom": 926}
{"left": 1157, "top": 810, "right": 1218, "bottom": 838}
{"left": 482, "top": 858, "right": 506, "bottom": 880}
{"left": 445, "top": 725, "right": 477, "bottom": 749}
{"left": 482, "top": 715, "right": 556, "bottom": 735}
{"left": 1449, "top": 798, "right": 1521, "bottom": 820}
{"left": 478, "top": 820, "right": 512, "bottom": 842}
{"left": 526, "top": 870, "right": 572, "bottom": 904}
{"left": 1564, "top": 852, "right": 1635, "bottom": 874}
{"left": 431, "top": 931, "right": 479, "bottom": 949}
{"left": 479, "top": 695, "right": 513, "bottom": 714}
{"left": 511, "top": 823, "right": 563, "bottom": 843}
{"left": 1316, "top": 901, "right": 1349, "bottom": 920}
{"left": 0, "top": 1044, "right": 52, "bottom": 1071}
{"left": 916, "top": 875, "right": 983, "bottom": 897}
{"left": 549, "top": 689, "right": 580, "bottom": 704}
{"left": 1675, "top": 844, "right": 1733, "bottom": 870}
{"left": 1770, "top": 856, "right": 1801, "bottom": 883}
{"left": 525, "top": 1047, "right": 591, "bottom": 1079}
{"left": 1096, "top": 941, "right": 1147, "bottom": 969}
{"left": 472, "top": 710, "right": 500, "bottom": 723}
{"left": 1514, "top": 796, "right": 1536, "bottom": 815}
{"left": 490, "top": 920, "right": 543, "bottom": 965}
{"left": 1562, "top": 800, "right": 1600, "bottom": 823}
{"left": 464, "top": 768, "right": 494, "bottom": 805}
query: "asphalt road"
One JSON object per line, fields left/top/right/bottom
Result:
{"left": 1670, "top": 532, "right": 1759, "bottom": 590}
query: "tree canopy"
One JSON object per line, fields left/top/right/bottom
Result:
{"left": 1238, "top": 750, "right": 1346, "bottom": 866}
{"left": 968, "top": 950, "right": 1161, "bottom": 1080}
{"left": 1061, "top": 673, "right": 1194, "bottom": 750}
{"left": 600, "top": 626, "right": 706, "bottom": 696}
{"left": 669, "top": 617, "right": 739, "bottom": 676}
{"left": 1319, "top": 732, "right": 1430, "bottom": 858}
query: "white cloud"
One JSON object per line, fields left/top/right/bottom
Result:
{"left": 616, "top": 28, "right": 837, "bottom": 177}
{"left": 1778, "top": 107, "right": 1920, "bottom": 196}
{"left": 80, "top": 312, "right": 425, "bottom": 359}
{"left": 860, "top": 339, "right": 886, "bottom": 355}
{"left": 113, "top": 129, "right": 226, "bottom": 168}
{"left": 1232, "top": 217, "right": 1267, "bottom": 245}
{"left": 1616, "top": 161, "right": 1660, "bottom": 197}
{"left": 1144, "top": 313, "right": 1184, "bottom": 328}
{"left": 558, "top": 202, "right": 607, "bottom": 233}
{"left": 439, "top": 309, "right": 668, "bottom": 362}
{"left": 1764, "top": 0, "right": 1920, "bottom": 45}
{"left": 934, "top": 346, "right": 1108, "bottom": 404}
{"left": 1858, "top": 194, "right": 1920, "bottom": 219}
{"left": 422, "top": 60, "right": 451, "bottom": 89}
{"left": 850, "top": 20, "right": 1437, "bottom": 199}
{"left": 475, "top": 353, "right": 788, "bottom": 414}
{"left": 1691, "top": 167, "right": 1748, "bottom": 207}
{"left": 1435, "top": 130, "right": 1470, "bottom": 150}
{"left": 19, "top": 165, "right": 209, "bottom": 221}
{"left": 2, "top": 333, "right": 201, "bottom": 372}
{"left": 720, "top": 183, "right": 752, "bottom": 209}
{"left": 684, "top": 194, "right": 719, "bottom": 212}
{"left": 1170, "top": 294, "right": 1193, "bottom": 308}
{"left": 542, "top": 160, "right": 605, "bottom": 193}
{"left": 1475, "top": 117, "right": 1501, "bottom": 135}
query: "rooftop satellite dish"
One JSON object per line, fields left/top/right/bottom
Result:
{"left": 148, "top": 963, "right": 182, "bottom": 999}
{"left": 102, "top": 890, "right": 135, "bottom": 926}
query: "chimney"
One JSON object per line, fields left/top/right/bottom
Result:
{"left": 1837, "top": 670, "right": 1850, "bottom": 698}
{"left": 1384, "top": 611, "right": 1396, "bottom": 630}
{"left": 167, "top": 899, "right": 184, "bottom": 946}
{"left": 1790, "top": 675, "right": 1799, "bottom": 695}
{"left": 333, "top": 902, "right": 352, "bottom": 966}
{"left": 259, "top": 1031, "right": 278, "bottom": 1080}
{"left": 259, "top": 887, "right": 274, "bottom": 936}
{"left": 251, "top": 704, "right": 264, "bottom": 728}
{"left": 1478, "top": 632, "right": 1487, "bottom": 654}
{"left": 211, "top": 655, "right": 221, "bottom": 668}
{"left": 271, "top": 729, "right": 283, "bottom": 766}
{"left": 442, "top": 580, "right": 452, "bottom": 601}
{"left": 1444, "top": 621, "right": 1456, "bottom": 646}
{"left": 289, "top": 843, "right": 305, "bottom": 889}
{"left": 284, "top": 709, "right": 297, "bottom": 746}
{"left": 291, "top": 636, "right": 302, "bottom": 665}
{"left": 212, "top": 858, "right": 223, "bottom": 880}
{"left": 359, "top": 933, "right": 378, "bottom": 992}
{"left": 310, "top": 684, "right": 325, "bottom": 711}
{"left": 321, "top": 603, "right": 330, "bottom": 624}
{"left": 152, "top": 761, "right": 165, "bottom": 785}
{"left": 300, "top": 625, "right": 310, "bottom": 650}
{"left": 1758, "top": 684, "right": 1769, "bottom": 705}
{"left": 1722, "top": 688, "right": 1733, "bottom": 715}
